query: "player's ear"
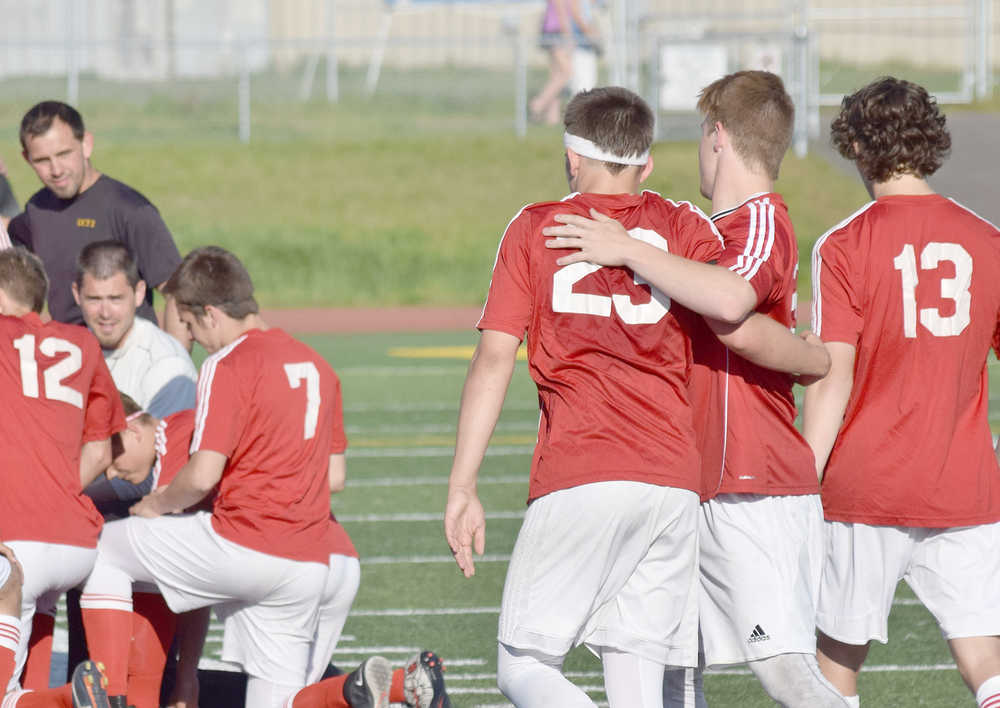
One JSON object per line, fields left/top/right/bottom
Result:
{"left": 71, "top": 281, "right": 81, "bottom": 306}
{"left": 82, "top": 131, "right": 94, "bottom": 160}
{"left": 133, "top": 280, "right": 147, "bottom": 308}
{"left": 202, "top": 304, "right": 220, "bottom": 328}
{"left": 713, "top": 122, "right": 728, "bottom": 152}
{"left": 638, "top": 155, "right": 654, "bottom": 183}
{"left": 566, "top": 148, "right": 582, "bottom": 177}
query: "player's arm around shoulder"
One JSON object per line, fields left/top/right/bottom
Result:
{"left": 543, "top": 207, "right": 757, "bottom": 322}
{"left": 709, "top": 316, "right": 831, "bottom": 378}
{"left": 445, "top": 329, "right": 521, "bottom": 578}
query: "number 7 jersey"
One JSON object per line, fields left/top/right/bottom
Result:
{"left": 0, "top": 312, "right": 124, "bottom": 548}
{"left": 479, "top": 191, "right": 724, "bottom": 502}
{"left": 812, "top": 194, "right": 1000, "bottom": 526}
{"left": 192, "top": 327, "right": 346, "bottom": 564}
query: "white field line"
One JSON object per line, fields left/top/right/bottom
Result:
{"left": 339, "top": 366, "right": 470, "bottom": 376}
{"left": 345, "top": 422, "right": 538, "bottom": 435}
{"left": 347, "top": 445, "right": 533, "bottom": 458}
{"left": 345, "top": 401, "right": 538, "bottom": 413}
{"left": 362, "top": 553, "right": 511, "bottom": 564}
{"left": 338, "top": 511, "right": 524, "bottom": 522}
{"left": 347, "top": 474, "right": 527, "bottom": 487}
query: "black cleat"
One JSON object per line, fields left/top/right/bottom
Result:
{"left": 342, "top": 656, "right": 392, "bottom": 708}
{"left": 404, "top": 650, "right": 451, "bottom": 708}
{"left": 70, "top": 661, "right": 111, "bottom": 708}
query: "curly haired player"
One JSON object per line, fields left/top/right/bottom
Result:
{"left": 804, "top": 77, "right": 1000, "bottom": 708}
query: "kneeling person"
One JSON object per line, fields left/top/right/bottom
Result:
{"left": 80, "top": 247, "right": 340, "bottom": 708}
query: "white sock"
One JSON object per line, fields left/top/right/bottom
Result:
{"left": 601, "top": 647, "right": 666, "bottom": 708}
{"left": 976, "top": 674, "right": 1000, "bottom": 708}
{"left": 845, "top": 696, "right": 860, "bottom": 707}
{"left": 496, "top": 642, "right": 595, "bottom": 708}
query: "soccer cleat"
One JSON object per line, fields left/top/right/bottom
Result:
{"left": 342, "top": 655, "right": 392, "bottom": 708}
{"left": 70, "top": 661, "right": 111, "bottom": 708}
{"left": 105, "top": 697, "right": 133, "bottom": 708}
{"left": 403, "top": 650, "right": 451, "bottom": 708}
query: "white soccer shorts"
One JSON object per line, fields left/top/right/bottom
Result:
{"left": 223, "top": 553, "right": 361, "bottom": 686}
{"left": 4, "top": 541, "right": 96, "bottom": 693}
{"left": 84, "top": 512, "right": 327, "bottom": 687}
{"left": 498, "top": 481, "right": 701, "bottom": 668}
{"left": 817, "top": 520, "right": 1000, "bottom": 644}
{"left": 697, "top": 493, "right": 825, "bottom": 666}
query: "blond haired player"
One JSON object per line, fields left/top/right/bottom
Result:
{"left": 446, "top": 86, "right": 828, "bottom": 707}
{"left": 541, "top": 72, "right": 845, "bottom": 707}
{"left": 804, "top": 77, "right": 1000, "bottom": 708}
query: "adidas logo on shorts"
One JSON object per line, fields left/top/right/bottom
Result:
{"left": 747, "top": 624, "right": 770, "bottom": 644}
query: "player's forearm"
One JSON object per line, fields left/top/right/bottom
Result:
{"left": 152, "top": 450, "right": 225, "bottom": 514}
{"left": 801, "top": 342, "right": 856, "bottom": 479}
{"left": 80, "top": 438, "right": 112, "bottom": 488}
{"left": 328, "top": 453, "right": 346, "bottom": 494}
{"left": 623, "top": 244, "right": 757, "bottom": 323}
{"left": 449, "top": 331, "right": 519, "bottom": 491}
{"left": 710, "top": 315, "right": 830, "bottom": 377}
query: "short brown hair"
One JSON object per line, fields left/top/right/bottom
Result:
{"left": 163, "top": 246, "right": 258, "bottom": 320}
{"left": 76, "top": 240, "right": 141, "bottom": 289}
{"left": 697, "top": 71, "right": 794, "bottom": 180}
{"left": 20, "top": 101, "right": 86, "bottom": 150}
{"left": 831, "top": 76, "right": 950, "bottom": 183}
{"left": 564, "top": 87, "right": 654, "bottom": 176}
{"left": 0, "top": 247, "right": 48, "bottom": 313}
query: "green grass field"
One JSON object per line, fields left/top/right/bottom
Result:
{"left": 169, "top": 329, "right": 992, "bottom": 707}
{"left": 0, "top": 66, "right": 872, "bottom": 310}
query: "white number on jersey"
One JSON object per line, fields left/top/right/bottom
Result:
{"left": 552, "top": 227, "right": 671, "bottom": 325}
{"left": 284, "top": 361, "right": 321, "bottom": 440}
{"left": 12, "top": 334, "right": 84, "bottom": 408}
{"left": 892, "top": 242, "right": 972, "bottom": 338}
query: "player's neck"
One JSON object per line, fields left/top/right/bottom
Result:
{"left": 871, "top": 173, "right": 936, "bottom": 198}
{"left": 711, "top": 166, "right": 773, "bottom": 215}
{"left": 573, "top": 169, "right": 642, "bottom": 196}
{"left": 232, "top": 313, "right": 268, "bottom": 338}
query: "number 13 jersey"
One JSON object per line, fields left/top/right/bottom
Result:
{"left": 812, "top": 194, "right": 1000, "bottom": 527}
{"left": 479, "top": 191, "right": 724, "bottom": 502}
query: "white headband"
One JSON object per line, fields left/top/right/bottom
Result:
{"left": 564, "top": 132, "right": 650, "bottom": 166}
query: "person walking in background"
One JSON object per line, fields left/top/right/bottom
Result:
{"left": 530, "top": 0, "right": 601, "bottom": 125}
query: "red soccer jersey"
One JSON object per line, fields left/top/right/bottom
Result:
{"left": 813, "top": 195, "right": 1000, "bottom": 527}
{"left": 191, "top": 328, "right": 347, "bottom": 564}
{"left": 0, "top": 313, "right": 124, "bottom": 548}
{"left": 152, "top": 409, "right": 196, "bottom": 489}
{"left": 479, "top": 190, "right": 724, "bottom": 501}
{"left": 688, "top": 194, "right": 818, "bottom": 499}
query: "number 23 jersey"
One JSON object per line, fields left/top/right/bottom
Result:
{"left": 0, "top": 312, "right": 124, "bottom": 548}
{"left": 812, "top": 194, "right": 1000, "bottom": 526}
{"left": 479, "top": 191, "right": 724, "bottom": 502}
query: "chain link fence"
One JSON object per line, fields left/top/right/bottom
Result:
{"left": 0, "top": 0, "right": 995, "bottom": 148}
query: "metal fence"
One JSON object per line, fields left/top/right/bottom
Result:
{"left": 0, "top": 0, "right": 995, "bottom": 148}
